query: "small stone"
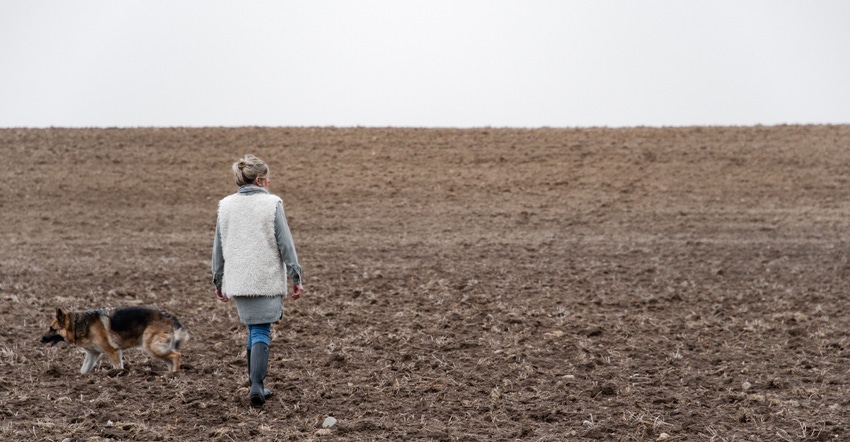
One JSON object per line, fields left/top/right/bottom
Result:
{"left": 322, "top": 416, "right": 337, "bottom": 428}
{"left": 657, "top": 433, "right": 671, "bottom": 441}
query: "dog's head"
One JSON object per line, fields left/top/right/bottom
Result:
{"left": 40, "top": 308, "right": 69, "bottom": 346}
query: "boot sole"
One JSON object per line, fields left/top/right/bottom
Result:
{"left": 250, "top": 393, "right": 266, "bottom": 406}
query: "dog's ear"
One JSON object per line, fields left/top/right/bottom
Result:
{"left": 55, "top": 308, "right": 65, "bottom": 326}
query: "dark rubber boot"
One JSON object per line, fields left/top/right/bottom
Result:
{"left": 247, "top": 348, "right": 272, "bottom": 400}
{"left": 249, "top": 342, "right": 271, "bottom": 406}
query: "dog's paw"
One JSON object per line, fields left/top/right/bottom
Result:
{"left": 107, "top": 368, "right": 129, "bottom": 378}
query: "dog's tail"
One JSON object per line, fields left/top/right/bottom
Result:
{"left": 171, "top": 316, "right": 190, "bottom": 350}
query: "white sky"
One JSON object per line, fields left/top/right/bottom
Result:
{"left": 1, "top": 1, "right": 849, "bottom": 128}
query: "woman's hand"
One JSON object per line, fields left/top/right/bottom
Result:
{"left": 291, "top": 284, "right": 304, "bottom": 300}
{"left": 215, "top": 288, "right": 229, "bottom": 302}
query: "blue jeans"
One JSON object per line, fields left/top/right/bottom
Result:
{"left": 247, "top": 323, "right": 271, "bottom": 349}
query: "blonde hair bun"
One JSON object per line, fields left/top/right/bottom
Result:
{"left": 232, "top": 154, "right": 269, "bottom": 186}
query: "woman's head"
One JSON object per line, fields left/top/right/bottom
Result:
{"left": 232, "top": 154, "right": 269, "bottom": 187}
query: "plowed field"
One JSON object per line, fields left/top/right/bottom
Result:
{"left": 2, "top": 125, "right": 849, "bottom": 441}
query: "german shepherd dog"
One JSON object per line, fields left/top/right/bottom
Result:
{"left": 41, "top": 307, "right": 189, "bottom": 374}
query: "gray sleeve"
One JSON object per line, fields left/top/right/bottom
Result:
{"left": 275, "top": 201, "right": 302, "bottom": 286}
{"left": 212, "top": 220, "right": 224, "bottom": 289}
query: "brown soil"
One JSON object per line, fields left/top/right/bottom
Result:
{"left": 2, "top": 126, "right": 850, "bottom": 441}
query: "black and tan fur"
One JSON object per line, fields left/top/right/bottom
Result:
{"left": 41, "top": 306, "right": 189, "bottom": 374}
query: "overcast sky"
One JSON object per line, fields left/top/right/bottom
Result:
{"left": 1, "top": 1, "right": 849, "bottom": 128}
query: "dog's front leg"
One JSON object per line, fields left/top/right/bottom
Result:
{"left": 81, "top": 350, "right": 102, "bottom": 374}
{"left": 103, "top": 347, "right": 124, "bottom": 369}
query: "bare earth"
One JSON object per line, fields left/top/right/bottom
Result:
{"left": 2, "top": 126, "right": 849, "bottom": 441}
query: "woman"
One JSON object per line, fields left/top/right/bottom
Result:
{"left": 212, "top": 154, "right": 304, "bottom": 407}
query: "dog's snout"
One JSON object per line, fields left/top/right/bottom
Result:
{"left": 41, "top": 330, "right": 64, "bottom": 346}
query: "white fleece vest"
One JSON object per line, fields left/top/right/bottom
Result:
{"left": 218, "top": 193, "right": 287, "bottom": 297}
